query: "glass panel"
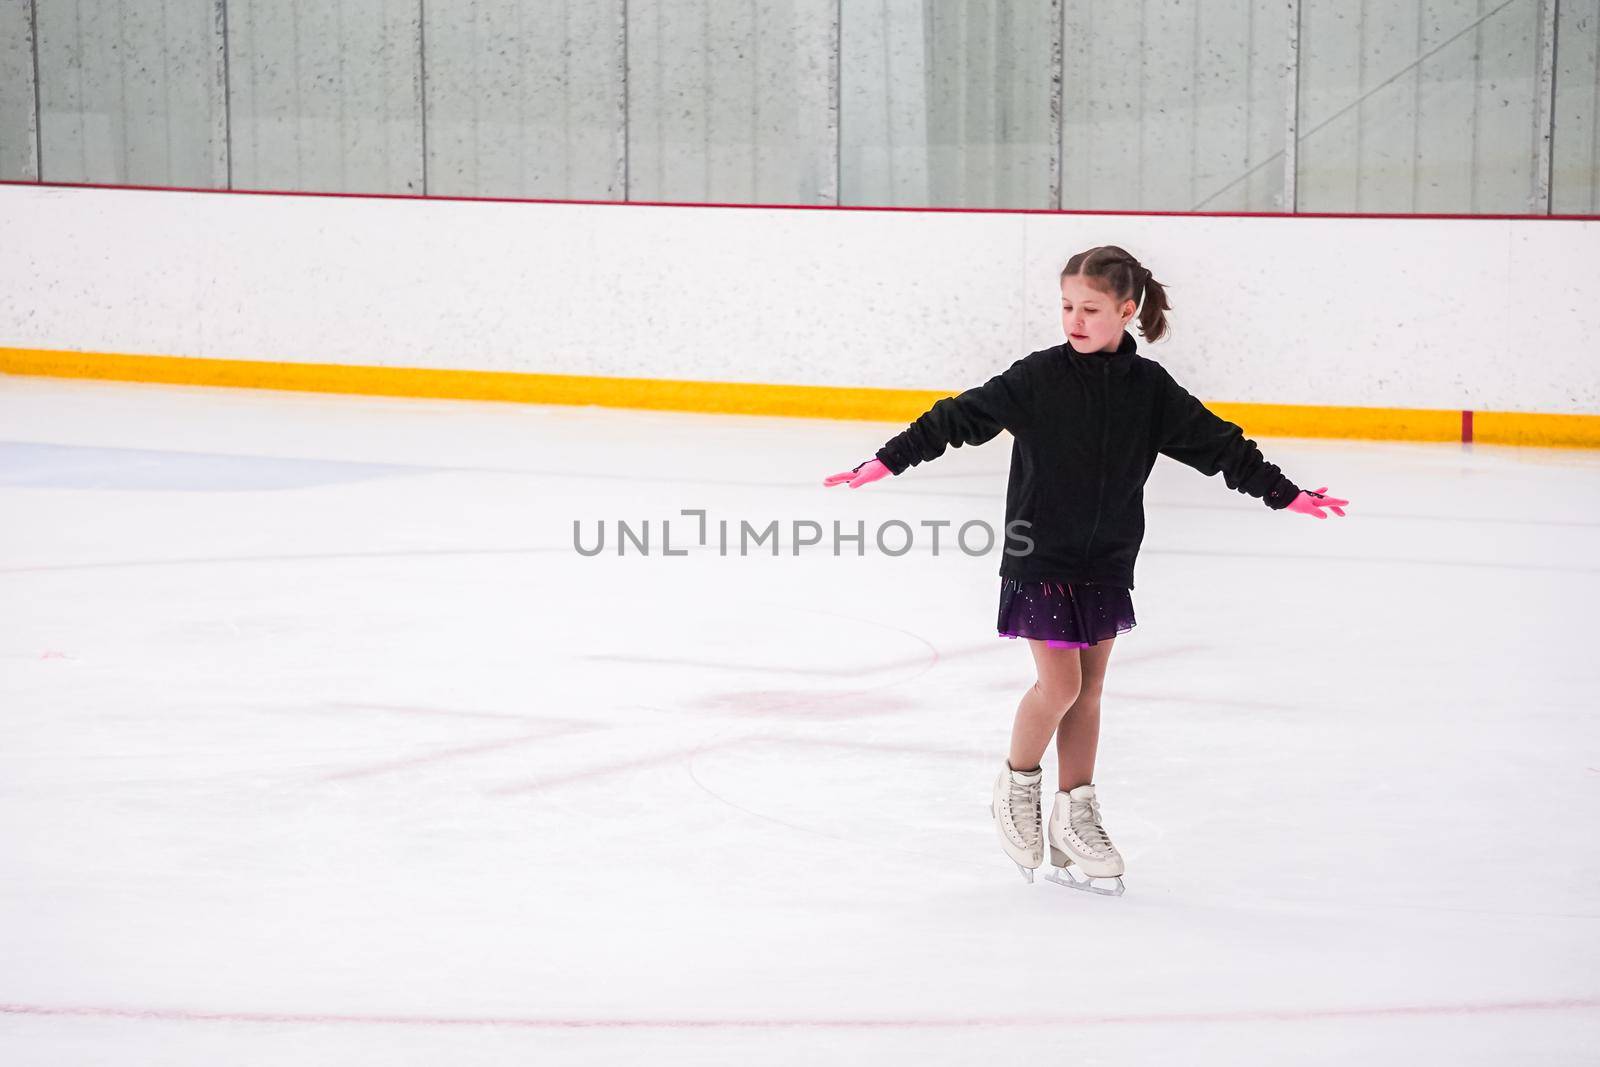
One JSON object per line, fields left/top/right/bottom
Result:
{"left": 0, "top": 0, "right": 36, "bottom": 180}
{"left": 1552, "top": 0, "right": 1600, "bottom": 214}
{"left": 1062, "top": 0, "right": 1290, "bottom": 212}
{"left": 842, "top": 0, "right": 1057, "bottom": 208}
{"left": 228, "top": 0, "right": 423, "bottom": 193}
{"left": 35, "top": 0, "right": 223, "bottom": 186}
{"left": 423, "top": 0, "right": 625, "bottom": 200}
{"left": 1298, "top": 0, "right": 1545, "bottom": 214}
{"left": 626, "top": 0, "right": 837, "bottom": 205}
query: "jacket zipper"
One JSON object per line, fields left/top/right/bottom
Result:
{"left": 1081, "top": 361, "right": 1110, "bottom": 568}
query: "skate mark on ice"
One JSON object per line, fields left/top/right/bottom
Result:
{"left": 486, "top": 740, "right": 747, "bottom": 796}
{"left": 584, "top": 601, "right": 943, "bottom": 680}
{"left": 4, "top": 996, "right": 1597, "bottom": 1031}
{"left": 609, "top": 604, "right": 944, "bottom": 721}
{"left": 0, "top": 546, "right": 578, "bottom": 575}
{"left": 687, "top": 689, "right": 917, "bottom": 719}
{"left": 684, "top": 743, "right": 994, "bottom": 871}
{"left": 577, "top": 653, "right": 919, "bottom": 680}
{"left": 757, "top": 736, "right": 996, "bottom": 761}
{"left": 1151, "top": 546, "right": 1600, "bottom": 577}
{"left": 315, "top": 727, "right": 596, "bottom": 783}
{"left": 1089, "top": 689, "right": 1297, "bottom": 713}
{"left": 322, "top": 702, "right": 595, "bottom": 727}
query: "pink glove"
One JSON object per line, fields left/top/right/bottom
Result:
{"left": 824, "top": 458, "right": 891, "bottom": 489}
{"left": 1286, "top": 486, "right": 1348, "bottom": 519}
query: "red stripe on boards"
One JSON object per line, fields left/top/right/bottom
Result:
{"left": 3, "top": 179, "right": 1600, "bottom": 221}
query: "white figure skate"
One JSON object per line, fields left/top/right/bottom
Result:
{"left": 1044, "top": 783, "right": 1126, "bottom": 897}
{"left": 990, "top": 762, "right": 1044, "bottom": 882}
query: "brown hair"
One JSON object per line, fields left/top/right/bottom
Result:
{"left": 1059, "top": 245, "right": 1171, "bottom": 343}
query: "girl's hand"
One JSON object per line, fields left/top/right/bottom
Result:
{"left": 824, "top": 459, "right": 891, "bottom": 488}
{"left": 1287, "top": 487, "right": 1349, "bottom": 519}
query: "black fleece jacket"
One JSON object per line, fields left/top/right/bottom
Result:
{"left": 873, "top": 332, "right": 1301, "bottom": 588}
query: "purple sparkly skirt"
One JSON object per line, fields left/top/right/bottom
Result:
{"left": 997, "top": 578, "right": 1136, "bottom": 649}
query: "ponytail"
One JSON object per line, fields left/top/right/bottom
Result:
{"left": 1060, "top": 246, "right": 1172, "bottom": 343}
{"left": 1136, "top": 267, "right": 1171, "bottom": 343}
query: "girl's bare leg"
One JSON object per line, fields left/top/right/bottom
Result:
{"left": 1055, "top": 637, "right": 1116, "bottom": 790}
{"left": 1006, "top": 642, "right": 1083, "bottom": 771}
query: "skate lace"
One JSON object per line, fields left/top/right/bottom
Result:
{"left": 1008, "top": 779, "right": 1041, "bottom": 846}
{"left": 1071, "top": 796, "right": 1114, "bottom": 854}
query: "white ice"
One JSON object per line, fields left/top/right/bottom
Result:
{"left": 1, "top": 376, "right": 1597, "bottom": 1066}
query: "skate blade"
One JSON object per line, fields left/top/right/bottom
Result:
{"left": 1044, "top": 865, "right": 1125, "bottom": 897}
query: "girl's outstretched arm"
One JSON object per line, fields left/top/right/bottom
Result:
{"left": 871, "top": 355, "right": 1038, "bottom": 477}
{"left": 1153, "top": 363, "right": 1348, "bottom": 516}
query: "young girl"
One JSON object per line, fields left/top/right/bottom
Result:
{"left": 823, "top": 245, "right": 1349, "bottom": 896}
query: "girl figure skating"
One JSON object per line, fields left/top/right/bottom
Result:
{"left": 823, "top": 245, "right": 1349, "bottom": 896}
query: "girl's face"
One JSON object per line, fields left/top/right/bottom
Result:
{"left": 1061, "top": 275, "right": 1136, "bottom": 353}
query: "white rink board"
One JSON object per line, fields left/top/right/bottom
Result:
{"left": 1, "top": 184, "right": 1598, "bottom": 414}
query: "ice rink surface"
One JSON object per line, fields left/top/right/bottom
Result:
{"left": 2, "top": 376, "right": 1597, "bottom": 1065}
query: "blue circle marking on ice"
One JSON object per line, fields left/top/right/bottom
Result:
{"left": 0, "top": 441, "right": 420, "bottom": 492}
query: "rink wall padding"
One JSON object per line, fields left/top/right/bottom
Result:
{"left": 2, "top": 182, "right": 1598, "bottom": 448}
{"left": 0, "top": 345, "right": 946, "bottom": 421}
{"left": 3, "top": 344, "right": 1596, "bottom": 448}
